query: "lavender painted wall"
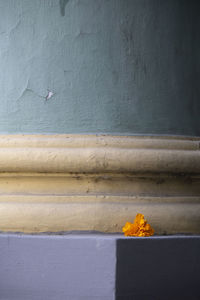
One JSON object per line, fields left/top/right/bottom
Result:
{"left": 0, "top": 234, "right": 116, "bottom": 300}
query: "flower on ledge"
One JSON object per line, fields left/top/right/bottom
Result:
{"left": 122, "top": 213, "right": 154, "bottom": 237}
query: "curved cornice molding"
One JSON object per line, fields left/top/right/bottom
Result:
{"left": 0, "top": 134, "right": 199, "bottom": 234}
{"left": 0, "top": 135, "right": 199, "bottom": 174}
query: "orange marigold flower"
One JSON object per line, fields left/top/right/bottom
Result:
{"left": 122, "top": 213, "right": 154, "bottom": 237}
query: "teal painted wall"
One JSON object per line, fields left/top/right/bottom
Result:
{"left": 0, "top": 0, "right": 199, "bottom": 136}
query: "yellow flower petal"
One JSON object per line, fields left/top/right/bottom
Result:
{"left": 122, "top": 214, "right": 154, "bottom": 237}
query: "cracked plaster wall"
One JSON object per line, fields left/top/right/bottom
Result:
{"left": 0, "top": 0, "right": 199, "bottom": 135}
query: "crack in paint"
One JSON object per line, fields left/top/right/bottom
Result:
{"left": 17, "top": 80, "right": 45, "bottom": 101}
{"left": 17, "top": 88, "right": 44, "bottom": 101}
{"left": 59, "top": 0, "right": 70, "bottom": 16}
{"left": 16, "top": 78, "right": 55, "bottom": 102}
{"left": 9, "top": 19, "right": 21, "bottom": 35}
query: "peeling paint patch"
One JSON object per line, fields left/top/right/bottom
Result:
{"left": 46, "top": 90, "right": 54, "bottom": 100}
{"left": 59, "top": 0, "right": 70, "bottom": 16}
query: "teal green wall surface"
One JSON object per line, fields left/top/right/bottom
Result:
{"left": 0, "top": 0, "right": 199, "bottom": 136}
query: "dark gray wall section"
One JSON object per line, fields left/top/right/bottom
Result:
{"left": 116, "top": 236, "right": 200, "bottom": 300}
{"left": 0, "top": 0, "right": 199, "bottom": 135}
{"left": 0, "top": 234, "right": 116, "bottom": 300}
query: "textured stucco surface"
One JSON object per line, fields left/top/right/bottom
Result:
{"left": 0, "top": 0, "right": 199, "bottom": 135}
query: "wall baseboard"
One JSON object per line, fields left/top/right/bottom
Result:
{"left": 0, "top": 234, "right": 199, "bottom": 299}
{"left": 0, "top": 134, "right": 199, "bottom": 233}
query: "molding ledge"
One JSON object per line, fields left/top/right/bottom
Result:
{"left": 0, "top": 134, "right": 199, "bottom": 234}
